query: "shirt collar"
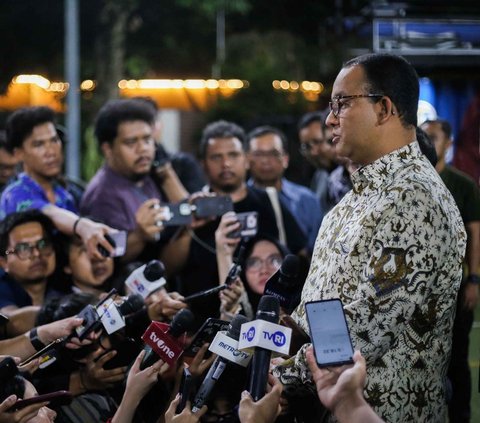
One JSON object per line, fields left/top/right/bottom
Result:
{"left": 351, "top": 141, "right": 422, "bottom": 194}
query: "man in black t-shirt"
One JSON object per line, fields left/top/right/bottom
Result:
{"left": 422, "top": 119, "right": 480, "bottom": 423}
{"left": 160, "top": 120, "right": 306, "bottom": 325}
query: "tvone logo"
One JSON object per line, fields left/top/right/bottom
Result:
{"left": 149, "top": 332, "right": 175, "bottom": 359}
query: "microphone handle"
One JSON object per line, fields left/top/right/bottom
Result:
{"left": 248, "top": 347, "right": 272, "bottom": 401}
{"left": 140, "top": 346, "right": 158, "bottom": 370}
{"left": 191, "top": 357, "right": 228, "bottom": 412}
{"left": 183, "top": 285, "right": 227, "bottom": 303}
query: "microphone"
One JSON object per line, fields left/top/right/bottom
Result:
{"left": 140, "top": 308, "right": 195, "bottom": 369}
{"left": 246, "top": 296, "right": 281, "bottom": 401}
{"left": 263, "top": 254, "right": 301, "bottom": 314}
{"left": 125, "top": 260, "right": 166, "bottom": 299}
{"left": 97, "top": 293, "right": 145, "bottom": 335}
{"left": 191, "top": 315, "right": 250, "bottom": 412}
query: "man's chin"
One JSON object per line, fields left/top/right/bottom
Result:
{"left": 218, "top": 183, "right": 239, "bottom": 193}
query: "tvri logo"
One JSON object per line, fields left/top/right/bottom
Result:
{"left": 243, "top": 326, "right": 286, "bottom": 347}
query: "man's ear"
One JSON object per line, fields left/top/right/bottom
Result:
{"left": 63, "top": 264, "right": 72, "bottom": 275}
{"left": 13, "top": 147, "right": 24, "bottom": 163}
{"left": 101, "top": 142, "right": 112, "bottom": 160}
{"left": 377, "top": 97, "right": 395, "bottom": 124}
{"left": 282, "top": 153, "right": 289, "bottom": 170}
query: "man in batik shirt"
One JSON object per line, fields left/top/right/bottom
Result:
{"left": 274, "top": 53, "right": 466, "bottom": 423}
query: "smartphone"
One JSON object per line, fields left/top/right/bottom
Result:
{"left": 227, "top": 211, "right": 258, "bottom": 239}
{"left": 19, "top": 338, "right": 63, "bottom": 367}
{"left": 10, "top": 390, "right": 72, "bottom": 411}
{"left": 176, "top": 367, "right": 193, "bottom": 414}
{"left": 108, "top": 231, "right": 127, "bottom": 257}
{"left": 75, "top": 305, "right": 102, "bottom": 340}
{"left": 193, "top": 196, "right": 233, "bottom": 218}
{"left": 161, "top": 202, "right": 193, "bottom": 226}
{"left": 101, "top": 338, "right": 140, "bottom": 370}
{"left": 183, "top": 318, "right": 230, "bottom": 357}
{"left": 305, "top": 299, "right": 354, "bottom": 368}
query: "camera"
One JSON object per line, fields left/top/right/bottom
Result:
{"left": 159, "top": 196, "right": 234, "bottom": 227}
{"left": 228, "top": 211, "right": 258, "bottom": 238}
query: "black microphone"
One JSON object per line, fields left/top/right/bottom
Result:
{"left": 248, "top": 295, "right": 280, "bottom": 401}
{"left": 263, "top": 254, "right": 301, "bottom": 314}
{"left": 140, "top": 308, "right": 195, "bottom": 370}
{"left": 191, "top": 314, "right": 249, "bottom": 412}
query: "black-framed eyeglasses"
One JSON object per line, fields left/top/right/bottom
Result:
{"left": 329, "top": 94, "right": 383, "bottom": 118}
{"left": 5, "top": 238, "right": 54, "bottom": 260}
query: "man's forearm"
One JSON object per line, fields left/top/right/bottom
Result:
{"left": 3, "top": 306, "right": 40, "bottom": 336}
{"left": 42, "top": 204, "right": 78, "bottom": 235}
{"left": 466, "top": 221, "right": 480, "bottom": 275}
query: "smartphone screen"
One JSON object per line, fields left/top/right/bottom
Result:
{"left": 305, "top": 299, "right": 354, "bottom": 368}
{"left": 108, "top": 231, "right": 127, "bottom": 257}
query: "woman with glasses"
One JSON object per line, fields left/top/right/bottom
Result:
{"left": 215, "top": 212, "right": 289, "bottom": 320}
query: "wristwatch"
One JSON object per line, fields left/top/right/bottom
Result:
{"left": 467, "top": 274, "right": 480, "bottom": 285}
{"left": 29, "top": 327, "right": 46, "bottom": 351}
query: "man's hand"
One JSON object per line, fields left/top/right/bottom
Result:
{"left": 146, "top": 289, "right": 187, "bottom": 321}
{"left": 135, "top": 199, "right": 165, "bottom": 242}
{"left": 79, "top": 346, "right": 128, "bottom": 390}
{"left": 306, "top": 346, "right": 366, "bottom": 412}
{"left": 463, "top": 282, "right": 479, "bottom": 311}
{"left": 219, "top": 278, "right": 244, "bottom": 315}
{"left": 124, "top": 350, "right": 169, "bottom": 401}
{"left": 238, "top": 374, "right": 283, "bottom": 423}
{"left": 0, "top": 395, "right": 48, "bottom": 423}
{"left": 164, "top": 395, "right": 207, "bottom": 423}
{"left": 215, "top": 212, "right": 241, "bottom": 257}
{"left": 184, "top": 343, "right": 215, "bottom": 379}
{"left": 76, "top": 218, "right": 116, "bottom": 259}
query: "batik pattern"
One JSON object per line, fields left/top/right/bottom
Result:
{"left": 274, "top": 142, "right": 466, "bottom": 423}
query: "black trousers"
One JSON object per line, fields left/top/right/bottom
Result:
{"left": 448, "top": 286, "right": 475, "bottom": 423}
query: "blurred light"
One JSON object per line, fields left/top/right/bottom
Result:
{"left": 272, "top": 80, "right": 281, "bottom": 89}
{"left": 14, "top": 75, "right": 51, "bottom": 89}
{"left": 243, "top": 80, "right": 250, "bottom": 88}
{"left": 118, "top": 80, "right": 128, "bottom": 89}
{"left": 184, "top": 80, "right": 206, "bottom": 89}
{"left": 127, "top": 80, "right": 138, "bottom": 89}
{"left": 206, "top": 79, "right": 219, "bottom": 89}
{"left": 280, "top": 80, "right": 289, "bottom": 90}
{"left": 310, "top": 82, "right": 322, "bottom": 92}
{"left": 227, "top": 79, "right": 243, "bottom": 89}
{"left": 290, "top": 81, "right": 299, "bottom": 90}
{"left": 218, "top": 79, "right": 227, "bottom": 89}
{"left": 80, "top": 80, "right": 95, "bottom": 91}
{"left": 301, "top": 81, "right": 311, "bottom": 91}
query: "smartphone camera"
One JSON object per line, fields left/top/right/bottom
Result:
{"left": 227, "top": 211, "right": 258, "bottom": 239}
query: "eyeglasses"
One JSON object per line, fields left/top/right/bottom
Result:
{"left": 245, "top": 254, "right": 282, "bottom": 272}
{"left": 5, "top": 238, "right": 54, "bottom": 260}
{"left": 250, "top": 150, "right": 283, "bottom": 160}
{"left": 299, "top": 138, "right": 333, "bottom": 156}
{"left": 329, "top": 94, "right": 383, "bottom": 118}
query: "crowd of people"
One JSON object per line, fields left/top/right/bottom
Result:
{"left": 0, "top": 52, "right": 478, "bottom": 423}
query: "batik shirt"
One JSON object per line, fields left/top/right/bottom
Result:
{"left": 0, "top": 172, "right": 77, "bottom": 219}
{"left": 274, "top": 142, "right": 466, "bottom": 423}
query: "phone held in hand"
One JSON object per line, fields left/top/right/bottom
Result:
{"left": 305, "top": 299, "right": 354, "bottom": 368}
{"left": 10, "top": 390, "right": 72, "bottom": 411}
{"left": 227, "top": 211, "right": 258, "bottom": 239}
{"left": 183, "top": 318, "right": 230, "bottom": 357}
{"left": 176, "top": 367, "right": 193, "bottom": 413}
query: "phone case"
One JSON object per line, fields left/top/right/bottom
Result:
{"left": 194, "top": 196, "right": 234, "bottom": 218}
{"left": 305, "top": 299, "right": 354, "bottom": 368}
